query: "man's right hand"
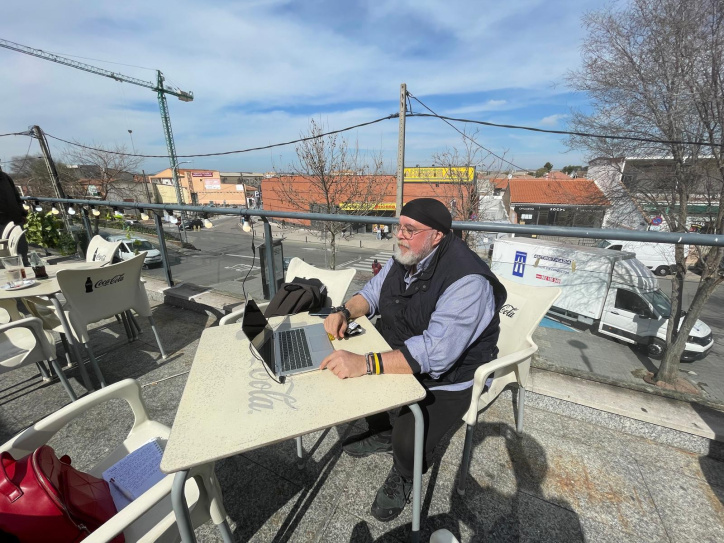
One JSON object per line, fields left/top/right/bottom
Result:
{"left": 324, "top": 312, "right": 348, "bottom": 340}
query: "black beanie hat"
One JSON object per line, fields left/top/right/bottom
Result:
{"left": 400, "top": 198, "right": 452, "bottom": 233}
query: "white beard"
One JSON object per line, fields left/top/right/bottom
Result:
{"left": 393, "top": 235, "right": 436, "bottom": 267}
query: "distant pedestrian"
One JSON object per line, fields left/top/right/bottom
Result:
{"left": 383, "top": 224, "right": 389, "bottom": 240}
{"left": 374, "top": 224, "right": 381, "bottom": 240}
{"left": 371, "top": 259, "right": 382, "bottom": 276}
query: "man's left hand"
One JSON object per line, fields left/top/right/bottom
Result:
{"left": 320, "top": 350, "right": 366, "bottom": 379}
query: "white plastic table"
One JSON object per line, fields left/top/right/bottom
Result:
{"left": 0, "top": 260, "right": 105, "bottom": 389}
{"left": 162, "top": 313, "right": 428, "bottom": 543}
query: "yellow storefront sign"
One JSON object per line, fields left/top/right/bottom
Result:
{"left": 339, "top": 202, "right": 396, "bottom": 211}
{"left": 403, "top": 166, "right": 475, "bottom": 183}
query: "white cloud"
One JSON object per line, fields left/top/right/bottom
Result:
{"left": 539, "top": 114, "right": 570, "bottom": 127}
{"left": 446, "top": 100, "right": 509, "bottom": 115}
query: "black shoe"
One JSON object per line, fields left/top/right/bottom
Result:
{"left": 371, "top": 465, "right": 412, "bottom": 522}
{"left": 342, "top": 430, "right": 392, "bottom": 458}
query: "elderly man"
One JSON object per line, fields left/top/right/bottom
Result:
{"left": 322, "top": 198, "right": 506, "bottom": 521}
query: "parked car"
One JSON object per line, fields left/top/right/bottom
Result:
{"left": 181, "top": 218, "right": 204, "bottom": 230}
{"left": 106, "top": 235, "right": 163, "bottom": 268}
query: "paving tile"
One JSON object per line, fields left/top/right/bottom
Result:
{"left": 637, "top": 463, "right": 724, "bottom": 543}
{"left": 212, "top": 454, "right": 339, "bottom": 542}
{"left": 319, "top": 509, "right": 406, "bottom": 543}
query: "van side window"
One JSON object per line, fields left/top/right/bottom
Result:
{"left": 615, "top": 289, "right": 652, "bottom": 316}
{"left": 609, "top": 245, "right": 623, "bottom": 251}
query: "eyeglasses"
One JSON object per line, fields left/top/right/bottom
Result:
{"left": 392, "top": 224, "right": 434, "bottom": 240}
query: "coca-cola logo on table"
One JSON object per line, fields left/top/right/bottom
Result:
{"left": 499, "top": 304, "right": 519, "bottom": 318}
{"left": 84, "top": 274, "right": 125, "bottom": 293}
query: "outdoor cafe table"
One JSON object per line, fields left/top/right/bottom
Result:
{"left": 0, "top": 259, "right": 105, "bottom": 390}
{"left": 161, "top": 313, "right": 428, "bottom": 543}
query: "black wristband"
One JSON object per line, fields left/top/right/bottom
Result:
{"left": 336, "top": 305, "right": 351, "bottom": 321}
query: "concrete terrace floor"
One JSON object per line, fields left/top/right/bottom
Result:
{"left": 1, "top": 301, "right": 724, "bottom": 542}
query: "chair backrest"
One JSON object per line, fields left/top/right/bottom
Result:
{"left": 7, "top": 227, "right": 25, "bottom": 256}
{"left": 284, "top": 257, "right": 356, "bottom": 307}
{"left": 496, "top": 277, "right": 561, "bottom": 358}
{"left": 57, "top": 253, "right": 151, "bottom": 338}
{"left": 1, "top": 222, "right": 15, "bottom": 239}
{"left": 0, "top": 299, "right": 23, "bottom": 324}
{"left": 86, "top": 235, "right": 122, "bottom": 263}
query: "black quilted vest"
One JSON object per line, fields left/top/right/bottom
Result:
{"left": 376, "top": 234, "right": 507, "bottom": 387}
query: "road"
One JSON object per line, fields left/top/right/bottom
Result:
{"left": 143, "top": 215, "right": 387, "bottom": 297}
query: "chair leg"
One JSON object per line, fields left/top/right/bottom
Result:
{"left": 128, "top": 311, "right": 142, "bottom": 336}
{"left": 49, "top": 358, "right": 77, "bottom": 401}
{"left": 296, "top": 436, "right": 304, "bottom": 469}
{"left": 148, "top": 316, "right": 167, "bottom": 359}
{"left": 83, "top": 342, "right": 107, "bottom": 387}
{"left": 516, "top": 387, "right": 526, "bottom": 435}
{"left": 59, "top": 333, "right": 74, "bottom": 369}
{"left": 457, "top": 423, "right": 475, "bottom": 496}
{"left": 120, "top": 312, "right": 133, "bottom": 343}
{"left": 35, "top": 361, "right": 51, "bottom": 381}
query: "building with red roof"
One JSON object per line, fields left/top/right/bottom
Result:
{"left": 503, "top": 178, "right": 610, "bottom": 227}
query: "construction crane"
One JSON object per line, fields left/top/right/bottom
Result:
{"left": 0, "top": 37, "right": 193, "bottom": 232}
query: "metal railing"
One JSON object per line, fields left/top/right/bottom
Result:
{"left": 22, "top": 196, "right": 724, "bottom": 295}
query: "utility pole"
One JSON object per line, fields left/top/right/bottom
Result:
{"left": 32, "top": 125, "right": 78, "bottom": 253}
{"left": 396, "top": 83, "right": 407, "bottom": 218}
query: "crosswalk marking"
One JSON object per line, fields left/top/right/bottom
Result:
{"left": 349, "top": 251, "right": 395, "bottom": 273}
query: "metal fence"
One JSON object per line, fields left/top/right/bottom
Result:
{"left": 21, "top": 196, "right": 724, "bottom": 296}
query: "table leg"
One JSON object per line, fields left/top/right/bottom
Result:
{"left": 172, "top": 470, "right": 196, "bottom": 543}
{"left": 49, "top": 294, "right": 94, "bottom": 391}
{"left": 409, "top": 403, "right": 423, "bottom": 543}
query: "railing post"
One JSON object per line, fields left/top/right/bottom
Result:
{"left": 154, "top": 212, "right": 174, "bottom": 287}
{"left": 262, "top": 218, "right": 277, "bottom": 298}
{"left": 80, "top": 207, "right": 93, "bottom": 242}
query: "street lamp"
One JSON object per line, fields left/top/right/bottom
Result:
{"left": 127, "top": 129, "right": 136, "bottom": 153}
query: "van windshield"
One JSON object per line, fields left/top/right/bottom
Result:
{"left": 596, "top": 240, "right": 611, "bottom": 248}
{"left": 642, "top": 289, "right": 671, "bottom": 318}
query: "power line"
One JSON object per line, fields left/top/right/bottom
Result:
{"left": 41, "top": 114, "right": 399, "bottom": 158}
{"left": 406, "top": 112, "right": 723, "bottom": 148}
{"left": 407, "top": 92, "right": 526, "bottom": 171}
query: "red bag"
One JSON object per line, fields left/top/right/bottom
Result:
{"left": 0, "top": 445, "right": 124, "bottom": 543}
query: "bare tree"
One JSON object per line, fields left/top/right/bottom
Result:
{"left": 276, "top": 119, "right": 388, "bottom": 269}
{"left": 8, "top": 156, "right": 76, "bottom": 197}
{"left": 568, "top": 0, "right": 724, "bottom": 388}
{"left": 63, "top": 142, "right": 144, "bottom": 202}
{"left": 429, "top": 129, "right": 506, "bottom": 246}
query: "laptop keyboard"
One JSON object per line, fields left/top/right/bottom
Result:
{"left": 278, "top": 328, "right": 313, "bottom": 372}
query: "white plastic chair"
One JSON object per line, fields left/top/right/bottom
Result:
{"left": 430, "top": 529, "right": 460, "bottom": 543}
{"left": 0, "top": 298, "right": 23, "bottom": 323}
{"left": 457, "top": 278, "right": 560, "bottom": 495}
{"left": 0, "top": 379, "right": 229, "bottom": 542}
{"left": 26, "top": 253, "right": 167, "bottom": 387}
{"left": 86, "top": 235, "right": 122, "bottom": 264}
{"left": 219, "top": 257, "right": 356, "bottom": 325}
{"left": 7, "top": 227, "right": 26, "bottom": 257}
{"left": 0, "top": 316, "right": 77, "bottom": 401}
{"left": 85, "top": 235, "right": 139, "bottom": 340}
{"left": 1, "top": 221, "right": 15, "bottom": 239}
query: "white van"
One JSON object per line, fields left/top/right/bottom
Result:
{"left": 595, "top": 239, "right": 678, "bottom": 277}
{"left": 106, "top": 235, "right": 162, "bottom": 268}
{"left": 492, "top": 237, "right": 713, "bottom": 361}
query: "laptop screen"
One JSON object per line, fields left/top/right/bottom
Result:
{"left": 240, "top": 299, "right": 275, "bottom": 371}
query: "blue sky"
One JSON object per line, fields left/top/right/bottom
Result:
{"left": 0, "top": 0, "right": 600, "bottom": 176}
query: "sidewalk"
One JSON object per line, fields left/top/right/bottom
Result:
{"left": 2, "top": 301, "right": 722, "bottom": 542}
{"left": 264, "top": 221, "right": 398, "bottom": 252}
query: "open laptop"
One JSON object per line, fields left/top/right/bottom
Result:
{"left": 241, "top": 298, "right": 335, "bottom": 377}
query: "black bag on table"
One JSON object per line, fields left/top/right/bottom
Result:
{"left": 264, "top": 277, "right": 328, "bottom": 318}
